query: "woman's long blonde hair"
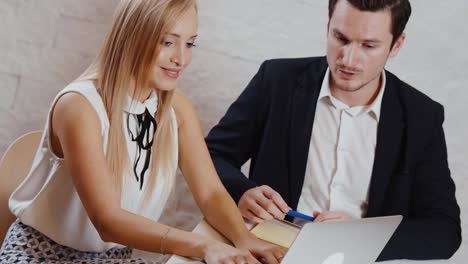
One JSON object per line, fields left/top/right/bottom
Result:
{"left": 77, "top": 0, "right": 196, "bottom": 206}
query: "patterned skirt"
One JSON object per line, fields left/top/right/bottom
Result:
{"left": 0, "top": 220, "right": 160, "bottom": 263}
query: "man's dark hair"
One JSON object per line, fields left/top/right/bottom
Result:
{"left": 328, "top": 0, "right": 412, "bottom": 47}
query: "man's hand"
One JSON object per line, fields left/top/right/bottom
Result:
{"left": 313, "top": 211, "right": 352, "bottom": 222}
{"left": 238, "top": 185, "right": 290, "bottom": 223}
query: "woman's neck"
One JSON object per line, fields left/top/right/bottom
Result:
{"left": 128, "top": 79, "right": 153, "bottom": 103}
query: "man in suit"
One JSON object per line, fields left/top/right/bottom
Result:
{"left": 206, "top": 0, "right": 461, "bottom": 261}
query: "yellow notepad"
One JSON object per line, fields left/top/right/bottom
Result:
{"left": 250, "top": 219, "right": 301, "bottom": 248}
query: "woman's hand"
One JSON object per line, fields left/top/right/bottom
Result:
{"left": 203, "top": 240, "right": 260, "bottom": 264}
{"left": 234, "top": 234, "right": 287, "bottom": 264}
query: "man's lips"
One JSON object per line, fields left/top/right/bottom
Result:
{"left": 337, "top": 68, "right": 360, "bottom": 79}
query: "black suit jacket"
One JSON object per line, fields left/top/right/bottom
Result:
{"left": 206, "top": 57, "right": 461, "bottom": 261}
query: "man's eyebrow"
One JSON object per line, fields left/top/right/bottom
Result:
{"left": 361, "top": 37, "right": 382, "bottom": 43}
{"left": 332, "top": 28, "right": 382, "bottom": 43}
{"left": 332, "top": 29, "right": 347, "bottom": 39}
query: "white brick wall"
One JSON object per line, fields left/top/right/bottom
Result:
{"left": 0, "top": 0, "right": 467, "bottom": 262}
{"left": 0, "top": 0, "right": 118, "bottom": 151}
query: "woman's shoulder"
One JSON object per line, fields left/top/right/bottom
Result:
{"left": 55, "top": 80, "right": 109, "bottom": 125}
{"left": 58, "top": 80, "right": 103, "bottom": 109}
{"left": 52, "top": 81, "right": 107, "bottom": 137}
{"left": 63, "top": 79, "right": 95, "bottom": 89}
{"left": 53, "top": 92, "right": 101, "bottom": 131}
{"left": 62, "top": 80, "right": 100, "bottom": 99}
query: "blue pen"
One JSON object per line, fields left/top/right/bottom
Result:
{"left": 287, "top": 210, "right": 315, "bottom": 222}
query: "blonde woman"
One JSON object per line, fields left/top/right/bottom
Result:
{"left": 0, "top": 0, "right": 285, "bottom": 263}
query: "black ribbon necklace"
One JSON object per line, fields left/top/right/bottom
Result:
{"left": 127, "top": 107, "right": 157, "bottom": 190}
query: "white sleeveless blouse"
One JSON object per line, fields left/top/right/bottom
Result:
{"left": 9, "top": 80, "right": 178, "bottom": 252}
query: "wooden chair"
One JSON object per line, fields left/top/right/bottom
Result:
{"left": 0, "top": 131, "right": 42, "bottom": 243}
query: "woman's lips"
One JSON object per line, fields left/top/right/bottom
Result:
{"left": 161, "top": 67, "right": 180, "bottom": 79}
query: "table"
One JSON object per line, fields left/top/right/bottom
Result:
{"left": 162, "top": 219, "right": 455, "bottom": 264}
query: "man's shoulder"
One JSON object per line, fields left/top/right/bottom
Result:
{"left": 263, "top": 56, "right": 325, "bottom": 67}
{"left": 260, "top": 56, "right": 327, "bottom": 79}
{"left": 386, "top": 70, "right": 443, "bottom": 113}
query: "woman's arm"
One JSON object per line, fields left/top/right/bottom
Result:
{"left": 51, "top": 92, "right": 256, "bottom": 263}
{"left": 174, "top": 89, "right": 285, "bottom": 263}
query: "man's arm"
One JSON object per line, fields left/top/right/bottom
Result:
{"left": 378, "top": 105, "right": 461, "bottom": 261}
{"left": 205, "top": 62, "right": 268, "bottom": 203}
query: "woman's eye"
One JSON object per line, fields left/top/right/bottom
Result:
{"left": 187, "top": 42, "right": 196, "bottom": 48}
{"left": 163, "top": 41, "right": 173, "bottom": 47}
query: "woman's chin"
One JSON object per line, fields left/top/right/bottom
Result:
{"left": 153, "top": 83, "right": 177, "bottom": 92}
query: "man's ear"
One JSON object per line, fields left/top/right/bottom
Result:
{"left": 389, "top": 32, "right": 406, "bottom": 58}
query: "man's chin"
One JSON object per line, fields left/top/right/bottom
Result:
{"left": 334, "top": 82, "right": 362, "bottom": 93}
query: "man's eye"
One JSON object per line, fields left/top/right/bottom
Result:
{"left": 335, "top": 35, "right": 348, "bottom": 43}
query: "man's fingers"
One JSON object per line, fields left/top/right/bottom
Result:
{"left": 239, "top": 187, "right": 270, "bottom": 222}
{"left": 247, "top": 200, "right": 274, "bottom": 221}
{"left": 260, "top": 185, "right": 290, "bottom": 213}
{"left": 242, "top": 185, "right": 290, "bottom": 221}
{"left": 243, "top": 210, "right": 266, "bottom": 223}
{"left": 255, "top": 194, "right": 284, "bottom": 219}
{"left": 270, "top": 192, "right": 290, "bottom": 214}
{"left": 315, "top": 215, "right": 342, "bottom": 223}
{"left": 314, "top": 211, "right": 351, "bottom": 222}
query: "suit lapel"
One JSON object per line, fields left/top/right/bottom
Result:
{"left": 288, "top": 58, "right": 328, "bottom": 209}
{"left": 366, "top": 72, "right": 405, "bottom": 217}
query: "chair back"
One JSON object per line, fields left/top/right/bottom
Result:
{"left": 0, "top": 131, "right": 42, "bottom": 243}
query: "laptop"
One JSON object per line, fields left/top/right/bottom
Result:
{"left": 281, "top": 215, "right": 402, "bottom": 264}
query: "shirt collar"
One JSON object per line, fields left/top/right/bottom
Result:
{"left": 124, "top": 90, "right": 158, "bottom": 116}
{"left": 318, "top": 68, "right": 386, "bottom": 121}
{"left": 368, "top": 71, "right": 386, "bottom": 121}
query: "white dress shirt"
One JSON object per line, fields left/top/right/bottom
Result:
{"left": 295, "top": 68, "right": 386, "bottom": 221}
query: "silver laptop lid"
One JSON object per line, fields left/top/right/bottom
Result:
{"left": 281, "top": 215, "right": 402, "bottom": 264}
